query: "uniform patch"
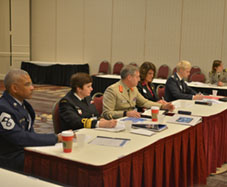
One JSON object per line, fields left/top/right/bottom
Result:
{"left": 0, "top": 112, "right": 15, "bottom": 130}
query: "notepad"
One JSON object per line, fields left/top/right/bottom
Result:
{"left": 130, "top": 128, "right": 155, "bottom": 136}
{"left": 89, "top": 136, "right": 130, "bottom": 147}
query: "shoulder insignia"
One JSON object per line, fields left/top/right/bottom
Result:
{"left": 60, "top": 99, "right": 68, "bottom": 103}
{"left": 119, "top": 85, "right": 123, "bottom": 93}
{"left": 0, "top": 112, "right": 15, "bottom": 130}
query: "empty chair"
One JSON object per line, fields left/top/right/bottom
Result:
{"left": 172, "top": 67, "right": 177, "bottom": 75}
{"left": 156, "top": 84, "right": 165, "bottom": 99}
{"left": 92, "top": 92, "right": 104, "bottom": 115}
{"left": 157, "top": 64, "right": 170, "bottom": 79}
{"left": 113, "top": 62, "right": 124, "bottom": 75}
{"left": 189, "top": 72, "right": 206, "bottom": 83}
{"left": 189, "top": 66, "right": 201, "bottom": 80}
{"left": 129, "top": 62, "right": 138, "bottom": 67}
{"left": 52, "top": 100, "right": 61, "bottom": 134}
{"left": 98, "top": 60, "right": 110, "bottom": 74}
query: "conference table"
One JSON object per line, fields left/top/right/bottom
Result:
{"left": 21, "top": 61, "right": 89, "bottom": 86}
{"left": 24, "top": 99, "right": 227, "bottom": 187}
{"left": 0, "top": 168, "right": 60, "bottom": 186}
{"left": 91, "top": 74, "right": 227, "bottom": 96}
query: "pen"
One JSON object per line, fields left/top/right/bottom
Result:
{"left": 97, "top": 136, "right": 131, "bottom": 141}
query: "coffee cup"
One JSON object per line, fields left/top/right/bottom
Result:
{"left": 61, "top": 130, "right": 74, "bottom": 153}
{"left": 151, "top": 106, "right": 159, "bottom": 122}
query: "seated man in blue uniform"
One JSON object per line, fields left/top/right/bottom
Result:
{"left": 164, "top": 60, "right": 204, "bottom": 102}
{"left": 59, "top": 73, "right": 116, "bottom": 131}
{"left": 0, "top": 69, "right": 62, "bottom": 173}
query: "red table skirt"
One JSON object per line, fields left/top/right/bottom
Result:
{"left": 24, "top": 110, "right": 227, "bottom": 187}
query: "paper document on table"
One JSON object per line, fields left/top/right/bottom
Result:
{"left": 95, "top": 122, "right": 125, "bottom": 132}
{"left": 202, "top": 98, "right": 223, "bottom": 104}
{"left": 130, "top": 128, "right": 155, "bottom": 136}
{"left": 167, "top": 114, "right": 202, "bottom": 126}
{"left": 120, "top": 117, "right": 149, "bottom": 123}
{"left": 89, "top": 136, "right": 130, "bottom": 147}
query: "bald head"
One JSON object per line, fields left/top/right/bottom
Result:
{"left": 4, "top": 69, "right": 29, "bottom": 91}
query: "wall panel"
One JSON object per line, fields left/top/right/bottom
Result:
{"left": 145, "top": 0, "right": 182, "bottom": 71}
{"left": 181, "top": 0, "right": 225, "bottom": 77}
{"left": 111, "top": 0, "right": 146, "bottom": 66}
{"left": 84, "top": 0, "right": 112, "bottom": 73}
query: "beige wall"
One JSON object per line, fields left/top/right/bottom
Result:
{"left": 29, "top": 0, "right": 227, "bottom": 79}
{"left": 0, "top": 0, "right": 30, "bottom": 79}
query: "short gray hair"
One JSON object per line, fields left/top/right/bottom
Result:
{"left": 176, "top": 60, "right": 191, "bottom": 72}
{"left": 120, "top": 65, "right": 139, "bottom": 79}
{"left": 4, "top": 69, "right": 29, "bottom": 91}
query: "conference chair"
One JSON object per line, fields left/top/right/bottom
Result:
{"left": 156, "top": 84, "right": 165, "bottom": 99}
{"left": 189, "top": 66, "right": 201, "bottom": 80}
{"left": 189, "top": 72, "right": 206, "bottom": 83}
{"left": 113, "top": 61, "right": 124, "bottom": 75}
{"left": 92, "top": 92, "right": 104, "bottom": 115}
{"left": 98, "top": 60, "right": 110, "bottom": 74}
{"left": 129, "top": 62, "right": 138, "bottom": 67}
{"left": 172, "top": 67, "right": 177, "bottom": 75}
{"left": 157, "top": 64, "right": 170, "bottom": 79}
{"left": 52, "top": 100, "right": 61, "bottom": 134}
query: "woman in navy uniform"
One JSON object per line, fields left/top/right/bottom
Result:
{"left": 59, "top": 73, "right": 116, "bottom": 131}
{"left": 209, "top": 60, "right": 227, "bottom": 86}
{"left": 0, "top": 69, "right": 62, "bottom": 173}
{"left": 164, "top": 60, "right": 204, "bottom": 102}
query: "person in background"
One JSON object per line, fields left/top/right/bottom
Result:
{"left": 59, "top": 73, "right": 116, "bottom": 131}
{"left": 209, "top": 60, "right": 227, "bottom": 86}
{"left": 137, "top": 62, "right": 168, "bottom": 112}
{"left": 0, "top": 69, "right": 62, "bottom": 173}
{"left": 164, "top": 60, "right": 204, "bottom": 102}
{"left": 102, "top": 65, "right": 174, "bottom": 119}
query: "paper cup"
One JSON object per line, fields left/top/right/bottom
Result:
{"left": 151, "top": 106, "right": 159, "bottom": 122}
{"left": 212, "top": 90, "right": 218, "bottom": 96}
{"left": 76, "top": 134, "right": 86, "bottom": 148}
{"left": 124, "top": 121, "right": 132, "bottom": 132}
{"left": 62, "top": 131, "right": 74, "bottom": 153}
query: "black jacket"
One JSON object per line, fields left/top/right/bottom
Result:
{"left": 164, "top": 73, "right": 196, "bottom": 102}
{"left": 59, "top": 90, "right": 99, "bottom": 131}
{"left": 137, "top": 81, "right": 159, "bottom": 102}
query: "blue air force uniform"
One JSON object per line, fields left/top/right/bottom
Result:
{"left": 59, "top": 90, "right": 99, "bottom": 131}
{"left": 164, "top": 73, "right": 196, "bottom": 102}
{"left": 0, "top": 91, "right": 58, "bottom": 172}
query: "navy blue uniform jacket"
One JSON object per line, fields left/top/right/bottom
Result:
{"left": 0, "top": 91, "right": 58, "bottom": 172}
{"left": 164, "top": 73, "right": 196, "bottom": 102}
{"left": 59, "top": 90, "right": 99, "bottom": 131}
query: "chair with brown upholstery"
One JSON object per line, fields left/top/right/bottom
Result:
{"left": 92, "top": 92, "right": 104, "bottom": 115}
{"left": 156, "top": 85, "right": 165, "bottom": 99}
{"left": 172, "top": 67, "right": 177, "bottom": 75}
{"left": 98, "top": 60, "right": 110, "bottom": 74}
{"left": 52, "top": 100, "right": 61, "bottom": 134}
{"left": 157, "top": 64, "right": 170, "bottom": 79}
{"left": 189, "top": 72, "right": 206, "bottom": 83}
{"left": 189, "top": 66, "right": 201, "bottom": 80}
{"left": 113, "top": 62, "right": 124, "bottom": 75}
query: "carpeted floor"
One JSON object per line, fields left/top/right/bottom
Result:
{"left": 0, "top": 80, "right": 226, "bottom": 186}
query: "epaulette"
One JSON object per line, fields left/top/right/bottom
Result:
{"left": 119, "top": 85, "right": 123, "bottom": 93}
{"left": 60, "top": 99, "right": 68, "bottom": 103}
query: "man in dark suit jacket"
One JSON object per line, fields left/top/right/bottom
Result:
{"left": 59, "top": 73, "right": 116, "bottom": 131}
{"left": 164, "top": 60, "right": 204, "bottom": 102}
